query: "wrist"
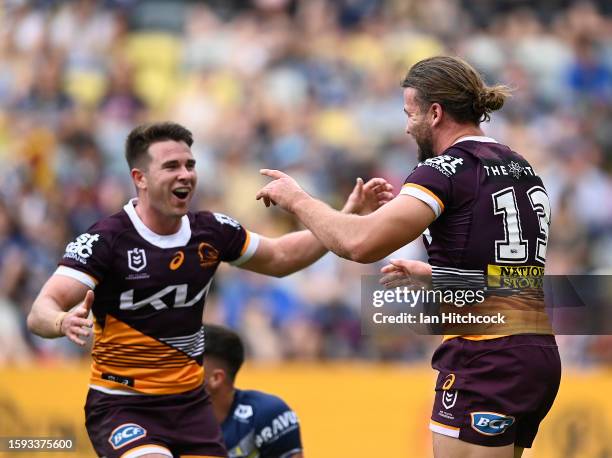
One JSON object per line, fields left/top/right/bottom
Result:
{"left": 288, "top": 190, "right": 311, "bottom": 214}
{"left": 55, "top": 311, "right": 68, "bottom": 336}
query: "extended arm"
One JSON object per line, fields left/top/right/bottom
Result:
{"left": 256, "top": 170, "right": 436, "bottom": 263}
{"left": 27, "top": 274, "right": 94, "bottom": 346}
{"left": 241, "top": 177, "right": 393, "bottom": 276}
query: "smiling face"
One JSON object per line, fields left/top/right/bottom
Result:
{"left": 134, "top": 139, "right": 197, "bottom": 219}
{"left": 403, "top": 87, "right": 435, "bottom": 162}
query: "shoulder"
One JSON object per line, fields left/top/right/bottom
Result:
{"left": 233, "top": 389, "right": 296, "bottom": 426}
{"left": 88, "top": 210, "right": 132, "bottom": 238}
{"left": 66, "top": 210, "right": 129, "bottom": 251}
{"left": 191, "top": 211, "right": 244, "bottom": 231}
{"left": 242, "top": 389, "right": 291, "bottom": 411}
{"left": 415, "top": 149, "right": 477, "bottom": 178}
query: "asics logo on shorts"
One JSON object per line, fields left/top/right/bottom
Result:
{"left": 108, "top": 423, "right": 147, "bottom": 449}
{"left": 470, "top": 412, "right": 515, "bottom": 436}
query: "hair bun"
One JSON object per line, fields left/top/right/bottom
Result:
{"left": 473, "top": 86, "right": 509, "bottom": 122}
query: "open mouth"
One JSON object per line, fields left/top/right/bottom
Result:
{"left": 172, "top": 187, "right": 191, "bottom": 200}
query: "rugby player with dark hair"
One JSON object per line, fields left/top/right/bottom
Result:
{"left": 203, "top": 324, "right": 303, "bottom": 458}
{"left": 255, "top": 56, "right": 560, "bottom": 458}
{"left": 26, "top": 121, "right": 392, "bottom": 458}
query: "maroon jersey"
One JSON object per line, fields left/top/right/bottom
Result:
{"left": 400, "top": 136, "right": 552, "bottom": 337}
{"left": 56, "top": 199, "right": 259, "bottom": 395}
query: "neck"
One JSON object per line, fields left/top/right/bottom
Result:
{"left": 434, "top": 124, "right": 484, "bottom": 156}
{"left": 134, "top": 197, "right": 182, "bottom": 235}
{"left": 213, "top": 387, "right": 236, "bottom": 424}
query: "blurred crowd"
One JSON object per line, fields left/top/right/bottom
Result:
{"left": 0, "top": 0, "right": 611, "bottom": 366}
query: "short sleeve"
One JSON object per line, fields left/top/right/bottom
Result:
{"left": 400, "top": 154, "right": 465, "bottom": 218}
{"left": 57, "top": 224, "right": 113, "bottom": 288}
{"left": 210, "top": 212, "right": 260, "bottom": 266}
{"left": 254, "top": 396, "right": 302, "bottom": 458}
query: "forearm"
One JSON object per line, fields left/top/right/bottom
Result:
{"left": 27, "top": 295, "right": 67, "bottom": 338}
{"left": 291, "top": 195, "right": 368, "bottom": 261}
{"left": 268, "top": 230, "right": 328, "bottom": 276}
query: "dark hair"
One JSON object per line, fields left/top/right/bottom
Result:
{"left": 401, "top": 56, "right": 511, "bottom": 124}
{"left": 203, "top": 324, "right": 245, "bottom": 382}
{"left": 125, "top": 122, "right": 194, "bottom": 169}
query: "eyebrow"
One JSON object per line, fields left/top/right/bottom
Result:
{"left": 162, "top": 159, "right": 196, "bottom": 167}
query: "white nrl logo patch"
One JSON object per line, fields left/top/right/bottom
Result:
{"left": 442, "top": 390, "right": 458, "bottom": 410}
{"left": 127, "top": 248, "right": 147, "bottom": 272}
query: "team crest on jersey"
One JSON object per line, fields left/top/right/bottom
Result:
{"left": 64, "top": 233, "right": 100, "bottom": 264}
{"left": 234, "top": 404, "right": 254, "bottom": 421}
{"left": 127, "top": 248, "right": 147, "bottom": 272}
{"left": 214, "top": 212, "right": 241, "bottom": 229}
{"left": 471, "top": 412, "right": 515, "bottom": 436}
{"left": 108, "top": 423, "right": 147, "bottom": 449}
{"left": 198, "top": 242, "right": 219, "bottom": 268}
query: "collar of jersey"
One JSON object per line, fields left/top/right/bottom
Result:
{"left": 123, "top": 198, "right": 191, "bottom": 248}
{"left": 452, "top": 135, "right": 498, "bottom": 145}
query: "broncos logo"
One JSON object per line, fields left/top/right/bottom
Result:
{"left": 198, "top": 242, "right": 219, "bottom": 268}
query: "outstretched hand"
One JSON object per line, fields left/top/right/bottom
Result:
{"left": 342, "top": 177, "right": 394, "bottom": 215}
{"left": 380, "top": 259, "right": 432, "bottom": 289}
{"left": 61, "top": 289, "right": 94, "bottom": 346}
{"left": 256, "top": 169, "right": 309, "bottom": 213}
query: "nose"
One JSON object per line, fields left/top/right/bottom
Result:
{"left": 178, "top": 165, "right": 195, "bottom": 181}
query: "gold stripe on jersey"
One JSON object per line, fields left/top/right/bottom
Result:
{"left": 430, "top": 420, "right": 460, "bottom": 431}
{"left": 402, "top": 183, "right": 445, "bottom": 212}
{"left": 240, "top": 230, "right": 251, "bottom": 256}
{"left": 120, "top": 444, "right": 172, "bottom": 458}
{"left": 442, "top": 293, "right": 553, "bottom": 341}
{"left": 90, "top": 315, "right": 204, "bottom": 395}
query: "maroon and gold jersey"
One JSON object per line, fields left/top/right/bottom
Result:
{"left": 56, "top": 199, "right": 259, "bottom": 395}
{"left": 400, "top": 136, "right": 552, "bottom": 338}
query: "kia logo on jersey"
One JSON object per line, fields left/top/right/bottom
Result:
{"left": 470, "top": 412, "right": 515, "bottom": 436}
{"left": 127, "top": 248, "right": 147, "bottom": 272}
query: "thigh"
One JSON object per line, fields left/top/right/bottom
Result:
{"left": 433, "top": 432, "right": 516, "bottom": 458}
{"left": 85, "top": 387, "right": 226, "bottom": 458}
{"left": 429, "top": 335, "right": 561, "bottom": 449}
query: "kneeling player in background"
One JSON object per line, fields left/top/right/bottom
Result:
{"left": 203, "top": 324, "right": 303, "bottom": 458}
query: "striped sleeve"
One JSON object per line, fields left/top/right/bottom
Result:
{"left": 400, "top": 183, "right": 445, "bottom": 218}
{"left": 400, "top": 159, "right": 454, "bottom": 219}
{"left": 229, "top": 231, "right": 261, "bottom": 266}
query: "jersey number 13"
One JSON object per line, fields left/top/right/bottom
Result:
{"left": 492, "top": 186, "right": 551, "bottom": 264}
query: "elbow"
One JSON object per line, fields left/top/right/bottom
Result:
{"left": 264, "top": 252, "right": 297, "bottom": 278}
{"left": 344, "top": 238, "right": 384, "bottom": 264}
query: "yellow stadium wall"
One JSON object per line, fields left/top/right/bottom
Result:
{"left": 0, "top": 363, "right": 610, "bottom": 458}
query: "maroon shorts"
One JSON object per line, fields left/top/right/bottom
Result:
{"left": 85, "top": 385, "right": 227, "bottom": 458}
{"left": 430, "top": 334, "right": 561, "bottom": 448}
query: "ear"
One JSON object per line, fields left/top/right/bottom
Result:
{"left": 207, "top": 368, "right": 227, "bottom": 391}
{"left": 131, "top": 168, "right": 147, "bottom": 192}
{"left": 430, "top": 102, "right": 444, "bottom": 127}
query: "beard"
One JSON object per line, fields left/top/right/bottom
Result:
{"left": 414, "top": 123, "right": 434, "bottom": 162}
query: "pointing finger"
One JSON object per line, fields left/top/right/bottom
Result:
{"left": 260, "top": 169, "right": 288, "bottom": 180}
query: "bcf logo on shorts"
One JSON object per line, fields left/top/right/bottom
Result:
{"left": 108, "top": 423, "right": 147, "bottom": 449}
{"left": 470, "top": 412, "right": 515, "bottom": 436}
